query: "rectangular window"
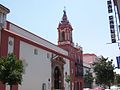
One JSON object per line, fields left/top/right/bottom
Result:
{"left": 0, "top": 13, "right": 3, "bottom": 23}
{"left": 47, "top": 53, "right": 50, "bottom": 58}
{"left": 2, "top": 14, "right": 6, "bottom": 25}
{"left": 34, "top": 49, "right": 38, "bottom": 55}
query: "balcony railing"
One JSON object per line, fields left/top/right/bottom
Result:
{"left": 75, "top": 63, "right": 83, "bottom": 77}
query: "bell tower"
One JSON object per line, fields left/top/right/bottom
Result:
{"left": 57, "top": 10, "right": 73, "bottom": 46}
{"left": 57, "top": 9, "right": 84, "bottom": 90}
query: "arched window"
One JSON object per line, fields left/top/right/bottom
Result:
{"left": 70, "top": 32, "right": 72, "bottom": 42}
{"left": 42, "top": 83, "right": 46, "bottom": 90}
{"left": 61, "top": 31, "right": 65, "bottom": 41}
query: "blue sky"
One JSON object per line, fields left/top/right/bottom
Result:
{"left": 1, "top": 0, "right": 120, "bottom": 72}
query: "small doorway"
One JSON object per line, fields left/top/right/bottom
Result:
{"left": 54, "top": 66, "right": 61, "bottom": 89}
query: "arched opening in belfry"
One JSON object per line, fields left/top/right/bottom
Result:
{"left": 61, "top": 31, "right": 65, "bottom": 41}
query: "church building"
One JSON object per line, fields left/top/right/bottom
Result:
{"left": 0, "top": 4, "right": 83, "bottom": 90}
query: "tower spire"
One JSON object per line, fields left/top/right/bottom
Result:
{"left": 58, "top": 8, "right": 72, "bottom": 30}
{"left": 62, "top": 8, "right": 69, "bottom": 24}
{"left": 57, "top": 9, "right": 73, "bottom": 46}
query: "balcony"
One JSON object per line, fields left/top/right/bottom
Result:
{"left": 75, "top": 63, "right": 83, "bottom": 77}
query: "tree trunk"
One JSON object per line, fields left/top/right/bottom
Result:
{"left": 108, "top": 81, "right": 111, "bottom": 89}
{"left": 10, "top": 85, "right": 12, "bottom": 90}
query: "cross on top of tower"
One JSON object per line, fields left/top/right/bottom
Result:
{"left": 64, "top": 6, "right": 66, "bottom": 11}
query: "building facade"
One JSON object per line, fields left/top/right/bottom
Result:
{"left": 83, "top": 53, "right": 98, "bottom": 88}
{"left": 0, "top": 4, "right": 83, "bottom": 90}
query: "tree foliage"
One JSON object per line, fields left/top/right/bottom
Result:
{"left": 114, "top": 73, "right": 120, "bottom": 87}
{"left": 0, "top": 53, "right": 24, "bottom": 90}
{"left": 84, "top": 70, "right": 94, "bottom": 88}
{"left": 93, "top": 56, "right": 114, "bottom": 88}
